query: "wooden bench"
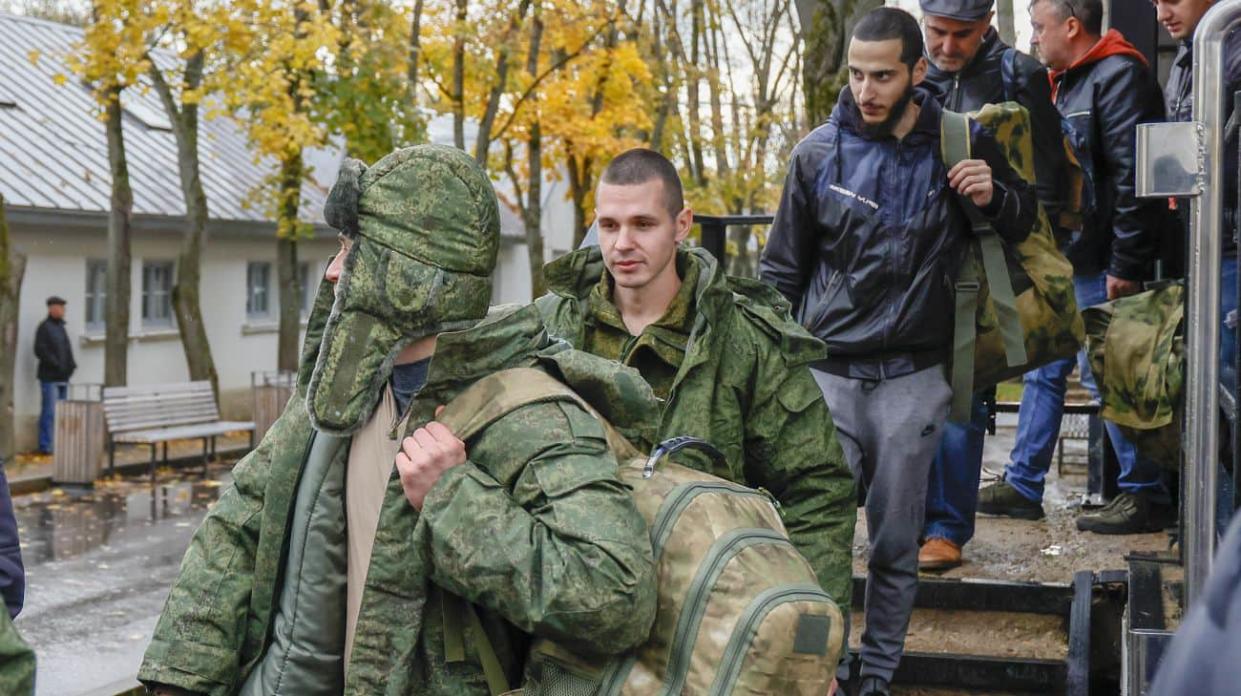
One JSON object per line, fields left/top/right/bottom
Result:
{"left": 102, "top": 381, "right": 256, "bottom": 481}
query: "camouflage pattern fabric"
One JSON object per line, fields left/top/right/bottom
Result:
{"left": 138, "top": 145, "right": 656, "bottom": 695}
{"left": 438, "top": 367, "right": 844, "bottom": 696}
{"left": 581, "top": 252, "right": 699, "bottom": 400}
{"left": 0, "top": 609, "right": 34, "bottom": 695}
{"left": 1084, "top": 283, "right": 1185, "bottom": 469}
{"left": 950, "top": 103, "right": 1085, "bottom": 389}
{"left": 309, "top": 144, "right": 500, "bottom": 436}
{"left": 537, "top": 246, "right": 857, "bottom": 623}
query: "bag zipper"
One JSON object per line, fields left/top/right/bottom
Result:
{"left": 707, "top": 585, "right": 836, "bottom": 696}
{"left": 649, "top": 482, "right": 774, "bottom": 560}
{"left": 660, "top": 529, "right": 791, "bottom": 695}
{"left": 597, "top": 485, "right": 781, "bottom": 696}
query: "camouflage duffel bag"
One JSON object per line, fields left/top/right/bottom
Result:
{"left": 941, "top": 105, "right": 1085, "bottom": 422}
{"left": 1083, "top": 282, "right": 1185, "bottom": 470}
{"left": 437, "top": 367, "right": 844, "bottom": 696}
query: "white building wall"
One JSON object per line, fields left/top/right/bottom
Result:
{"left": 10, "top": 222, "right": 336, "bottom": 451}
{"left": 9, "top": 161, "right": 579, "bottom": 452}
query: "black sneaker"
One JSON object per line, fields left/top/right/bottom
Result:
{"left": 1076, "top": 492, "right": 1175, "bottom": 534}
{"left": 856, "top": 676, "right": 891, "bottom": 696}
{"left": 976, "top": 480, "right": 1045, "bottom": 520}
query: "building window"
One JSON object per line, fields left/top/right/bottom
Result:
{"left": 246, "top": 262, "right": 272, "bottom": 319}
{"left": 85, "top": 260, "right": 107, "bottom": 331}
{"left": 142, "top": 261, "right": 174, "bottom": 327}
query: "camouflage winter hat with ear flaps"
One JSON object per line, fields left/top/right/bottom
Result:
{"left": 307, "top": 144, "right": 500, "bottom": 435}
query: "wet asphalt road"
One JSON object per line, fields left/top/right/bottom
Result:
{"left": 13, "top": 472, "right": 230, "bottom": 696}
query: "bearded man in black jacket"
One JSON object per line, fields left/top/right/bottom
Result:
{"left": 761, "top": 8, "right": 1036, "bottom": 694}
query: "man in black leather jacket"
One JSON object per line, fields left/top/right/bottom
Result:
{"left": 979, "top": 0, "right": 1173, "bottom": 536}
{"left": 760, "top": 8, "right": 1036, "bottom": 695}
{"left": 915, "top": 0, "right": 1070, "bottom": 572}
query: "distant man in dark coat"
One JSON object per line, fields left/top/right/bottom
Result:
{"left": 34, "top": 296, "right": 75, "bottom": 454}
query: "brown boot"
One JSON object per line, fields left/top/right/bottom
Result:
{"left": 918, "top": 537, "right": 962, "bottom": 571}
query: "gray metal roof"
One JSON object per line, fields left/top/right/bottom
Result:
{"left": 0, "top": 12, "right": 338, "bottom": 227}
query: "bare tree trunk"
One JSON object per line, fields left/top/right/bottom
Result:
{"left": 150, "top": 52, "right": 220, "bottom": 398}
{"left": 0, "top": 195, "right": 24, "bottom": 462}
{"left": 408, "top": 0, "right": 426, "bottom": 108}
{"left": 453, "top": 0, "right": 468, "bottom": 151}
{"left": 523, "top": 1, "right": 546, "bottom": 299}
{"left": 686, "top": 0, "right": 706, "bottom": 185}
{"left": 650, "top": 11, "right": 673, "bottom": 150}
{"left": 704, "top": 0, "right": 729, "bottom": 179}
{"left": 104, "top": 85, "right": 131, "bottom": 387}
{"left": 996, "top": 0, "right": 1016, "bottom": 46}
{"left": 276, "top": 152, "right": 303, "bottom": 373}
{"left": 474, "top": 0, "right": 533, "bottom": 164}
{"left": 567, "top": 150, "right": 591, "bottom": 249}
{"left": 565, "top": 2, "right": 623, "bottom": 246}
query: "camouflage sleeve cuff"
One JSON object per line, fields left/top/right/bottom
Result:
{"left": 138, "top": 637, "right": 237, "bottom": 696}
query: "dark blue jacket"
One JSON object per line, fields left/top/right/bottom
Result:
{"left": 1149, "top": 512, "right": 1241, "bottom": 694}
{"left": 0, "top": 465, "right": 24, "bottom": 618}
{"left": 760, "top": 86, "right": 1037, "bottom": 379}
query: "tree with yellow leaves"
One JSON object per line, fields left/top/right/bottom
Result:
{"left": 218, "top": 0, "right": 340, "bottom": 371}
{"left": 420, "top": 0, "right": 653, "bottom": 298}
{"left": 59, "top": 0, "right": 164, "bottom": 387}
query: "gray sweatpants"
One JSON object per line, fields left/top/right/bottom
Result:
{"left": 812, "top": 366, "right": 952, "bottom": 684}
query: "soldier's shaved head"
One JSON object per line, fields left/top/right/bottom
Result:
{"left": 600, "top": 149, "right": 684, "bottom": 219}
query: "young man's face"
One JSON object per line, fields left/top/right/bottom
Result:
{"left": 1153, "top": 0, "right": 1214, "bottom": 40}
{"left": 48, "top": 304, "right": 65, "bottom": 320}
{"left": 847, "top": 37, "right": 926, "bottom": 130}
{"left": 1030, "top": 0, "right": 1077, "bottom": 71}
{"left": 325, "top": 234, "right": 352, "bottom": 285}
{"left": 923, "top": 13, "right": 993, "bottom": 72}
{"left": 595, "top": 179, "right": 692, "bottom": 292}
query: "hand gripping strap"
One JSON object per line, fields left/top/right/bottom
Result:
{"left": 434, "top": 367, "right": 642, "bottom": 693}
{"left": 435, "top": 367, "right": 641, "bottom": 460}
{"left": 940, "top": 110, "right": 1028, "bottom": 422}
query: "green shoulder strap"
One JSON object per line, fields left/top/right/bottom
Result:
{"left": 432, "top": 367, "right": 641, "bottom": 695}
{"left": 436, "top": 367, "right": 641, "bottom": 459}
{"left": 941, "top": 110, "right": 1028, "bottom": 421}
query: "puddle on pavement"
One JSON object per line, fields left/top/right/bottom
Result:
{"left": 14, "top": 472, "right": 231, "bottom": 565}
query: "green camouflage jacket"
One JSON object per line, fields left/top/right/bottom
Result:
{"left": 138, "top": 289, "right": 657, "bottom": 695}
{"left": 536, "top": 246, "right": 857, "bottom": 618}
{"left": 0, "top": 610, "right": 34, "bottom": 695}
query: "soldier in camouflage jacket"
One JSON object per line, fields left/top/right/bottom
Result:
{"left": 138, "top": 145, "right": 657, "bottom": 696}
{"left": 536, "top": 150, "right": 857, "bottom": 628}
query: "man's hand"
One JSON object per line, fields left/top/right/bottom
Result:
{"left": 948, "top": 159, "right": 994, "bottom": 209}
{"left": 396, "top": 418, "right": 466, "bottom": 511}
{"left": 827, "top": 677, "right": 838, "bottom": 696}
{"left": 1106, "top": 275, "right": 1143, "bottom": 301}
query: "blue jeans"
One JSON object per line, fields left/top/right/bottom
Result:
{"left": 1005, "top": 273, "right": 1168, "bottom": 504}
{"left": 924, "top": 393, "right": 989, "bottom": 546}
{"left": 38, "top": 381, "right": 67, "bottom": 453}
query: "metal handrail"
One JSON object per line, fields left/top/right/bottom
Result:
{"left": 1184, "top": 0, "right": 1241, "bottom": 608}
